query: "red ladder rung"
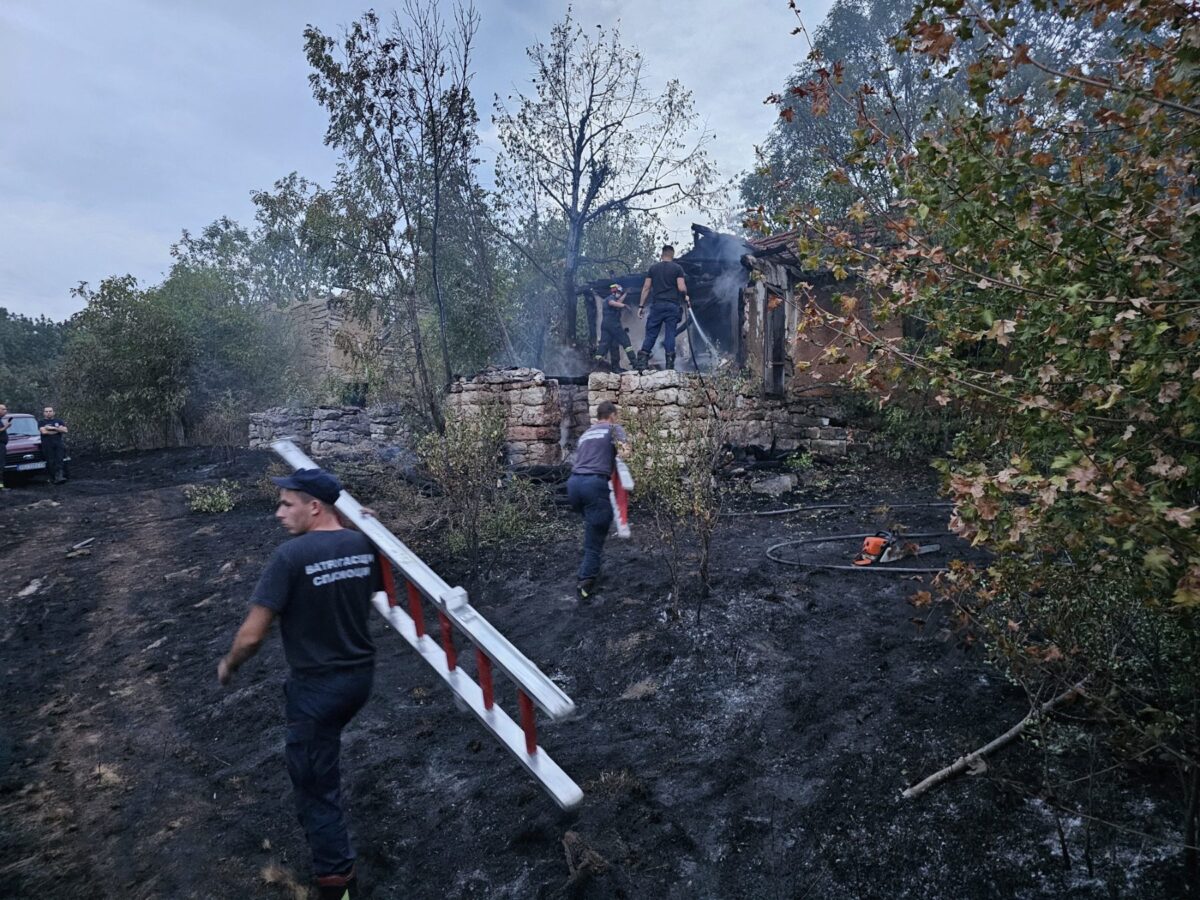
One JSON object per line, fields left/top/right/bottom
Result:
{"left": 477, "top": 649, "right": 494, "bottom": 710}
{"left": 378, "top": 555, "right": 398, "bottom": 608}
{"left": 406, "top": 581, "right": 426, "bottom": 638}
{"left": 518, "top": 690, "right": 538, "bottom": 756}
{"left": 438, "top": 611, "right": 457, "bottom": 671}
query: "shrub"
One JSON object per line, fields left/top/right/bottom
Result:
{"left": 785, "top": 451, "right": 815, "bottom": 473}
{"left": 416, "top": 403, "right": 551, "bottom": 581}
{"left": 625, "top": 373, "right": 734, "bottom": 619}
{"left": 183, "top": 480, "right": 239, "bottom": 514}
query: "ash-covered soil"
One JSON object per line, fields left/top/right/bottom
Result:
{"left": 0, "top": 448, "right": 1188, "bottom": 898}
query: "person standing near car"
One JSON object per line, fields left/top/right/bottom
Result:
{"left": 217, "top": 467, "right": 380, "bottom": 900}
{"left": 0, "top": 404, "right": 9, "bottom": 490}
{"left": 38, "top": 406, "right": 68, "bottom": 485}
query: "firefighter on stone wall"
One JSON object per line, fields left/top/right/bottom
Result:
{"left": 592, "top": 284, "right": 638, "bottom": 373}
{"left": 636, "top": 245, "right": 690, "bottom": 371}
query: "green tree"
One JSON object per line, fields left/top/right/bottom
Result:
{"left": 779, "top": 0, "right": 1200, "bottom": 875}
{"left": 60, "top": 276, "right": 193, "bottom": 447}
{"left": 743, "top": 0, "right": 1116, "bottom": 220}
{"left": 60, "top": 265, "right": 300, "bottom": 449}
{"left": 495, "top": 10, "right": 717, "bottom": 348}
{"left": 174, "top": 174, "right": 354, "bottom": 313}
{"left": 0, "top": 308, "right": 65, "bottom": 412}
{"left": 305, "top": 3, "right": 488, "bottom": 430}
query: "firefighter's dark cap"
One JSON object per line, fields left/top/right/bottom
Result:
{"left": 271, "top": 468, "right": 342, "bottom": 504}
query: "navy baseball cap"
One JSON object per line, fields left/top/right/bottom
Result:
{"left": 271, "top": 468, "right": 342, "bottom": 505}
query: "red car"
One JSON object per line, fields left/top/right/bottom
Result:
{"left": 3, "top": 413, "right": 69, "bottom": 483}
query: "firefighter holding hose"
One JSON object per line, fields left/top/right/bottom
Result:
{"left": 636, "top": 245, "right": 690, "bottom": 371}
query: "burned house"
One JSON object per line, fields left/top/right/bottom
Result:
{"left": 741, "top": 226, "right": 902, "bottom": 397}
{"left": 253, "top": 224, "right": 884, "bottom": 463}
{"left": 579, "top": 224, "right": 749, "bottom": 370}
{"left": 582, "top": 223, "right": 898, "bottom": 397}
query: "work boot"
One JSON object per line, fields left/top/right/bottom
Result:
{"left": 576, "top": 577, "right": 596, "bottom": 601}
{"left": 634, "top": 350, "right": 650, "bottom": 372}
{"left": 625, "top": 347, "right": 639, "bottom": 369}
{"left": 315, "top": 868, "right": 358, "bottom": 900}
{"left": 665, "top": 352, "right": 676, "bottom": 371}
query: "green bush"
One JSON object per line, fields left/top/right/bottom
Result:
{"left": 183, "top": 480, "right": 239, "bottom": 514}
{"left": 416, "top": 403, "right": 552, "bottom": 579}
{"left": 625, "top": 373, "right": 734, "bottom": 616}
{"left": 785, "top": 451, "right": 814, "bottom": 473}
{"left": 876, "top": 401, "right": 967, "bottom": 462}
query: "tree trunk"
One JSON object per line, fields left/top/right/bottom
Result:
{"left": 430, "top": 166, "right": 453, "bottom": 384}
{"left": 562, "top": 219, "right": 583, "bottom": 346}
{"left": 405, "top": 289, "right": 444, "bottom": 434}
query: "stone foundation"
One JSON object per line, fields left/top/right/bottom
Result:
{"left": 587, "top": 371, "right": 857, "bottom": 459}
{"left": 250, "top": 369, "right": 861, "bottom": 463}
{"left": 248, "top": 405, "right": 410, "bottom": 456}
{"left": 445, "top": 367, "right": 588, "bottom": 466}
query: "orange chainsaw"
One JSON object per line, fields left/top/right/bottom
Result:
{"left": 852, "top": 531, "right": 941, "bottom": 566}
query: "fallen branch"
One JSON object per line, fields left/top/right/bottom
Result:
{"left": 902, "top": 680, "right": 1088, "bottom": 799}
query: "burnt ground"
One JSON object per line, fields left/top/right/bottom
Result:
{"left": 0, "top": 447, "right": 1189, "bottom": 899}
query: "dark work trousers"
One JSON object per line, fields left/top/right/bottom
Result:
{"left": 584, "top": 294, "right": 598, "bottom": 349}
{"left": 43, "top": 440, "right": 66, "bottom": 482}
{"left": 597, "top": 318, "right": 631, "bottom": 367}
{"left": 640, "top": 303, "right": 681, "bottom": 355}
{"left": 567, "top": 473, "right": 612, "bottom": 581}
{"left": 283, "top": 664, "right": 374, "bottom": 878}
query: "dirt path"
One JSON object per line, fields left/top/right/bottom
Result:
{"left": 0, "top": 449, "right": 1186, "bottom": 898}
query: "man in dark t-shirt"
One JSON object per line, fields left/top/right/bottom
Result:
{"left": 636, "top": 245, "right": 690, "bottom": 371}
{"left": 38, "top": 406, "right": 69, "bottom": 484}
{"left": 218, "top": 467, "right": 381, "bottom": 899}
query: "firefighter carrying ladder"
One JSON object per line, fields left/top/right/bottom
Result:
{"left": 271, "top": 440, "right": 583, "bottom": 810}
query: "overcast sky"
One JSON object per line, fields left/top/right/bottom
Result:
{"left": 0, "top": 0, "right": 833, "bottom": 321}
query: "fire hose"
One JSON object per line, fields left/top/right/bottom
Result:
{"left": 724, "top": 501, "right": 954, "bottom": 518}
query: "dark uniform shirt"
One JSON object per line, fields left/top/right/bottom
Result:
{"left": 572, "top": 422, "right": 628, "bottom": 476}
{"left": 602, "top": 293, "right": 625, "bottom": 324}
{"left": 647, "top": 260, "right": 686, "bottom": 305}
{"left": 251, "top": 529, "right": 383, "bottom": 674}
{"left": 38, "top": 418, "right": 67, "bottom": 447}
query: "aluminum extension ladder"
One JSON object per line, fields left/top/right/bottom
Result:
{"left": 271, "top": 440, "right": 583, "bottom": 809}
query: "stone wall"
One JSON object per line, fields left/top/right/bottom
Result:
{"left": 248, "top": 405, "right": 409, "bottom": 456}
{"left": 250, "top": 369, "right": 862, "bottom": 463}
{"left": 587, "top": 371, "right": 858, "bottom": 458}
{"left": 445, "top": 368, "right": 588, "bottom": 466}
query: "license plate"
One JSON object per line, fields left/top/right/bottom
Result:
{"left": 16, "top": 462, "right": 45, "bottom": 471}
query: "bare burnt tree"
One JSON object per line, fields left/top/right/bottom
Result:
{"left": 305, "top": 2, "right": 482, "bottom": 432}
{"left": 494, "top": 10, "right": 718, "bottom": 348}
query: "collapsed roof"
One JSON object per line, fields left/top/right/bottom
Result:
{"left": 580, "top": 224, "right": 751, "bottom": 313}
